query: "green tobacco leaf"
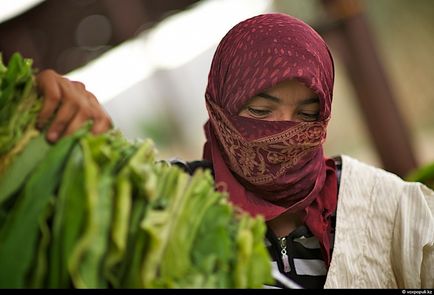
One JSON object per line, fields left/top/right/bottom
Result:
{"left": 233, "top": 216, "right": 273, "bottom": 288}
{"left": 48, "top": 145, "right": 85, "bottom": 288}
{"left": 158, "top": 169, "right": 219, "bottom": 287}
{"left": 0, "top": 134, "right": 77, "bottom": 288}
{"left": 0, "top": 52, "right": 32, "bottom": 107}
{"left": 140, "top": 165, "right": 188, "bottom": 288}
{"left": 249, "top": 218, "right": 274, "bottom": 287}
{"left": 0, "top": 53, "right": 7, "bottom": 76}
{"left": 104, "top": 162, "right": 134, "bottom": 287}
{"left": 0, "top": 73, "right": 41, "bottom": 156}
{"left": 233, "top": 216, "right": 253, "bottom": 288}
{"left": 118, "top": 196, "right": 148, "bottom": 288}
{"left": 0, "top": 133, "right": 51, "bottom": 206}
{"left": 68, "top": 136, "right": 115, "bottom": 288}
{"left": 27, "top": 199, "right": 55, "bottom": 288}
{"left": 191, "top": 197, "right": 236, "bottom": 288}
{"left": 115, "top": 140, "right": 156, "bottom": 288}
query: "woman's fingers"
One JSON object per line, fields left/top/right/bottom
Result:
{"left": 46, "top": 100, "right": 80, "bottom": 142}
{"left": 91, "top": 115, "right": 112, "bottom": 135}
{"left": 63, "top": 110, "right": 92, "bottom": 137}
{"left": 36, "top": 70, "right": 63, "bottom": 129}
{"left": 35, "top": 69, "right": 113, "bottom": 142}
{"left": 43, "top": 77, "right": 80, "bottom": 142}
{"left": 88, "top": 93, "right": 112, "bottom": 134}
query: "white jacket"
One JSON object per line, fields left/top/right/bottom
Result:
{"left": 324, "top": 155, "right": 434, "bottom": 288}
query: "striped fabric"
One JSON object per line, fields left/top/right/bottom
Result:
{"left": 263, "top": 213, "right": 336, "bottom": 289}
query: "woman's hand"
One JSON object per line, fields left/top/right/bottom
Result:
{"left": 36, "top": 69, "right": 112, "bottom": 142}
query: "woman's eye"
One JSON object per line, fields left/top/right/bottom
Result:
{"left": 247, "top": 107, "right": 271, "bottom": 118}
{"left": 298, "top": 112, "right": 319, "bottom": 122}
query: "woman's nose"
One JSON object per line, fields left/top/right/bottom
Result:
{"left": 278, "top": 108, "right": 294, "bottom": 121}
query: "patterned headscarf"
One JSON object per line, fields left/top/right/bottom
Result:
{"left": 203, "top": 13, "right": 337, "bottom": 267}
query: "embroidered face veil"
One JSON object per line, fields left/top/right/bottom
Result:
{"left": 203, "top": 13, "right": 337, "bottom": 266}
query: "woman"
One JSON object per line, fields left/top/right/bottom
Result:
{"left": 35, "top": 13, "right": 433, "bottom": 289}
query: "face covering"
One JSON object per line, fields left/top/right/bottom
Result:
{"left": 203, "top": 13, "right": 337, "bottom": 267}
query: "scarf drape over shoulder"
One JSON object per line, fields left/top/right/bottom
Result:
{"left": 203, "top": 13, "right": 337, "bottom": 266}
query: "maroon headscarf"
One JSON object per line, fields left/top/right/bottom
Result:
{"left": 203, "top": 13, "right": 337, "bottom": 266}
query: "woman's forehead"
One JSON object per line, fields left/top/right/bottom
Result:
{"left": 264, "top": 79, "right": 316, "bottom": 94}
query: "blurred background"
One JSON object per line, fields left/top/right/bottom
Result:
{"left": 0, "top": 0, "right": 433, "bottom": 178}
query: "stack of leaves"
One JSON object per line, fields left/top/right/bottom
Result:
{"left": 0, "top": 53, "right": 273, "bottom": 288}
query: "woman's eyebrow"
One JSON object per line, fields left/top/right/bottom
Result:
{"left": 257, "top": 93, "right": 319, "bottom": 106}
{"left": 299, "top": 97, "right": 320, "bottom": 106}
{"left": 257, "top": 92, "right": 281, "bottom": 102}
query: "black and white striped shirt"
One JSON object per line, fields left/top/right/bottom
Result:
{"left": 264, "top": 213, "right": 336, "bottom": 289}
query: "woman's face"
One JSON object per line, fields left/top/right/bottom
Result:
{"left": 238, "top": 79, "right": 319, "bottom": 122}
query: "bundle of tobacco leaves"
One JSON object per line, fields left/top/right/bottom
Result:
{"left": 0, "top": 53, "right": 273, "bottom": 288}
